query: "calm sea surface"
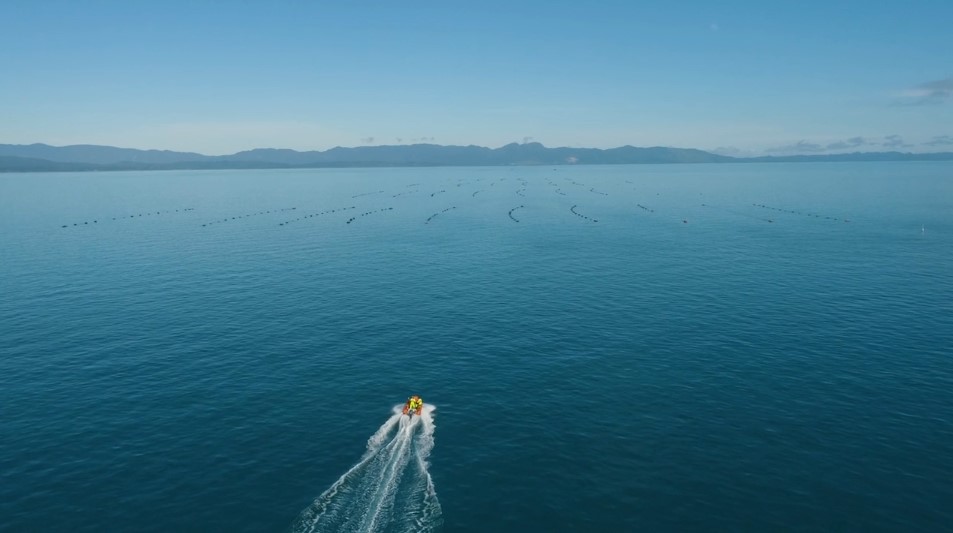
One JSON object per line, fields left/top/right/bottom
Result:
{"left": 1, "top": 163, "right": 952, "bottom": 532}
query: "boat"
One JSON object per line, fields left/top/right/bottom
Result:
{"left": 403, "top": 395, "right": 424, "bottom": 417}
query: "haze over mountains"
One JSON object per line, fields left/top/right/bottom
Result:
{"left": 1, "top": 142, "right": 952, "bottom": 172}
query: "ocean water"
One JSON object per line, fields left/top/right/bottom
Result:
{"left": 1, "top": 162, "right": 952, "bottom": 532}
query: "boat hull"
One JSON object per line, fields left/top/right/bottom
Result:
{"left": 402, "top": 403, "right": 424, "bottom": 416}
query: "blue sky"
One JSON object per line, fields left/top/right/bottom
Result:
{"left": 1, "top": 0, "right": 951, "bottom": 155}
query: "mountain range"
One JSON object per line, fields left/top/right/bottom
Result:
{"left": 1, "top": 142, "right": 952, "bottom": 172}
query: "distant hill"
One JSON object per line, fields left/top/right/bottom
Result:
{"left": 223, "top": 142, "right": 733, "bottom": 166}
{"left": 0, "top": 143, "right": 211, "bottom": 165}
{"left": 746, "top": 151, "right": 953, "bottom": 163}
{"left": 0, "top": 155, "right": 100, "bottom": 172}
{"left": 1, "top": 142, "right": 951, "bottom": 172}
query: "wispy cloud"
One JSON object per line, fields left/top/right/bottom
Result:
{"left": 710, "top": 146, "right": 763, "bottom": 158}
{"left": 116, "top": 120, "right": 341, "bottom": 155}
{"left": 895, "top": 77, "right": 953, "bottom": 106}
{"left": 825, "top": 136, "right": 872, "bottom": 151}
{"left": 882, "top": 134, "right": 912, "bottom": 148}
{"left": 711, "top": 146, "right": 742, "bottom": 156}
{"left": 765, "top": 140, "right": 826, "bottom": 154}
{"left": 923, "top": 134, "right": 953, "bottom": 146}
{"left": 765, "top": 135, "right": 924, "bottom": 155}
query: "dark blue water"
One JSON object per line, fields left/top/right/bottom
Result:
{"left": 2, "top": 163, "right": 952, "bottom": 532}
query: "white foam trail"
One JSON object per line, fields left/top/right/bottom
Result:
{"left": 290, "top": 405, "right": 442, "bottom": 533}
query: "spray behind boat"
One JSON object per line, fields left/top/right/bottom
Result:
{"left": 290, "top": 401, "right": 441, "bottom": 532}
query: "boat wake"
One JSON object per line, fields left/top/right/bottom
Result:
{"left": 290, "top": 405, "right": 442, "bottom": 533}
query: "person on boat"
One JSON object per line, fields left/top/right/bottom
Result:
{"left": 406, "top": 395, "right": 423, "bottom": 412}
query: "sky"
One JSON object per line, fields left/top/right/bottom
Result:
{"left": 1, "top": 0, "right": 951, "bottom": 156}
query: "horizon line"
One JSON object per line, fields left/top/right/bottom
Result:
{"left": 3, "top": 140, "right": 953, "bottom": 159}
